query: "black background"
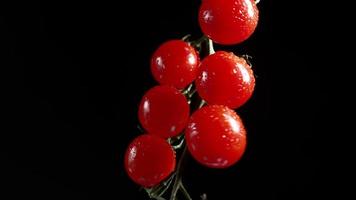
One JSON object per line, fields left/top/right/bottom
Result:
{"left": 1, "top": 0, "right": 352, "bottom": 199}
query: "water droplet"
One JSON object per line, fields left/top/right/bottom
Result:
{"left": 170, "top": 126, "right": 176, "bottom": 133}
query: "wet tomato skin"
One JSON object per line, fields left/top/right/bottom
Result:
{"left": 151, "top": 40, "right": 200, "bottom": 89}
{"left": 138, "top": 85, "right": 190, "bottom": 138}
{"left": 199, "top": 0, "right": 259, "bottom": 45}
{"left": 195, "top": 51, "right": 255, "bottom": 109}
{"left": 185, "top": 105, "right": 246, "bottom": 168}
{"left": 124, "top": 134, "right": 176, "bottom": 187}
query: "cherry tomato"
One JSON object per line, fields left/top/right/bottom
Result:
{"left": 124, "top": 134, "right": 176, "bottom": 187}
{"left": 138, "top": 85, "right": 190, "bottom": 138}
{"left": 185, "top": 105, "right": 246, "bottom": 168}
{"left": 195, "top": 51, "right": 255, "bottom": 109}
{"left": 199, "top": 0, "right": 259, "bottom": 45}
{"left": 151, "top": 40, "right": 200, "bottom": 89}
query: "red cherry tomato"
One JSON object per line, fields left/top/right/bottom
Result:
{"left": 199, "top": 0, "right": 259, "bottom": 45}
{"left": 124, "top": 134, "right": 176, "bottom": 187}
{"left": 138, "top": 85, "right": 190, "bottom": 138}
{"left": 151, "top": 40, "right": 200, "bottom": 89}
{"left": 195, "top": 51, "right": 255, "bottom": 109}
{"left": 185, "top": 105, "right": 246, "bottom": 168}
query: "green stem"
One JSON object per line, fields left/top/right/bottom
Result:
{"left": 206, "top": 38, "right": 215, "bottom": 55}
{"left": 145, "top": 173, "right": 175, "bottom": 199}
{"left": 157, "top": 174, "right": 176, "bottom": 197}
{"left": 169, "top": 100, "right": 206, "bottom": 200}
{"left": 154, "top": 197, "right": 166, "bottom": 200}
{"left": 182, "top": 84, "right": 193, "bottom": 95}
{"left": 190, "top": 35, "right": 209, "bottom": 52}
{"left": 172, "top": 137, "right": 185, "bottom": 150}
{"left": 182, "top": 34, "right": 192, "bottom": 41}
{"left": 169, "top": 144, "right": 188, "bottom": 200}
{"left": 198, "top": 100, "right": 206, "bottom": 108}
{"left": 179, "top": 182, "right": 193, "bottom": 200}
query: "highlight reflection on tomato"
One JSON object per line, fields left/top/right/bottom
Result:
{"left": 124, "top": 134, "right": 176, "bottom": 187}
{"left": 196, "top": 51, "right": 255, "bottom": 109}
{"left": 185, "top": 105, "right": 247, "bottom": 168}
{"left": 138, "top": 85, "right": 190, "bottom": 138}
{"left": 199, "top": 0, "right": 259, "bottom": 45}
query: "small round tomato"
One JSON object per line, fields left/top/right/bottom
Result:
{"left": 199, "top": 0, "right": 259, "bottom": 45}
{"left": 185, "top": 105, "right": 246, "bottom": 168}
{"left": 151, "top": 40, "right": 200, "bottom": 89}
{"left": 195, "top": 51, "right": 255, "bottom": 109}
{"left": 138, "top": 85, "right": 190, "bottom": 138}
{"left": 124, "top": 134, "right": 176, "bottom": 187}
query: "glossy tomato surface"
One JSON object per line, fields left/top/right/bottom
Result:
{"left": 151, "top": 40, "right": 200, "bottom": 89}
{"left": 138, "top": 85, "right": 190, "bottom": 138}
{"left": 185, "top": 105, "right": 246, "bottom": 168}
{"left": 124, "top": 134, "right": 176, "bottom": 187}
{"left": 199, "top": 0, "right": 259, "bottom": 45}
{"left": 195, "top": 51, "right": 255, "bottom": 109}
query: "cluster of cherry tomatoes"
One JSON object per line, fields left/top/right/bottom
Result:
{"left": 124, "top": 0, "right": 259, "bottom": 188}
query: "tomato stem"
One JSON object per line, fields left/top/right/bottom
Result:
{"left": 189, "top": 35, "right": 208, "bottom": 52}
{"left": 198, "top": 100, "right": 206, "bottom": 108}
{"left": 171, "top": 135, "right": 185, "bottom": 150}
{"left": 207, "top": 38, "right": 215, "bottom": 55}
{"left": 169, "top": 100, "right": 206, "bottom": 200}
{"left": 144, "top": 173, "right": 175, "bottom": 199}
{"left": 182, "top": 34, "right": 192, "bottom": 41}
{"left": 169, "top": 144, "right": 188, "bottom": 200}
{"left": 179, "top": 182, "right": 193, "bottom": 200}
{"left": 182, "top": 83, "right": 194, "bottom": 95}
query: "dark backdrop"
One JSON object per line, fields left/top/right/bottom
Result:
{"left": 1, "top": 0, "right": 351, "bottom": 199}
